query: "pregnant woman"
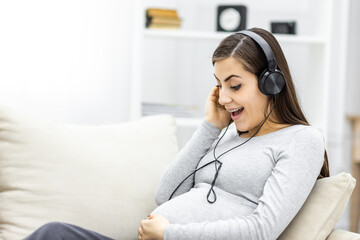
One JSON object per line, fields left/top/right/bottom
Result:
{"left": 137, "top": 27, "right": 329, "bottom": 240}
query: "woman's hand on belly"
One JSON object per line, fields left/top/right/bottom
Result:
{"left": 138, "top": 214, "right": 170, "bottom": 240}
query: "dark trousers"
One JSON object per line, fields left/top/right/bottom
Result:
{"left": 24, "top": 222, "right": 115, "bottom": 240}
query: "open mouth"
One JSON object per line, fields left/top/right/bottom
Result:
{"left": 228, "top": 107, "right": 244, "bottom": 117}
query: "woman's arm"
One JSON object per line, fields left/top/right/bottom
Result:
{"left": 155, "top": 120, "right": 221, "bottom": 205}
{"left": 162, "top": 126, "right": 325, "bottom": 240}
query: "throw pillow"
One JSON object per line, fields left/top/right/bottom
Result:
{"left": 0, "top": 104, "right": 178, "bottom": 240}
{"left": 278, "top": 172, "right": 356, "bottom": 240}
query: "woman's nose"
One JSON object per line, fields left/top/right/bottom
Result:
{"left": 218, "top": 92, "right": 232, "bottom": 105}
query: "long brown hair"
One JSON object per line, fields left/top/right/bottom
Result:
{"left": 212, "top": 27, "right": 329, "bottom": 179}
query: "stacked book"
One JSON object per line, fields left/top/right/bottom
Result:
{"left": 146, "top": 8, "right": 181, "bottom": 29}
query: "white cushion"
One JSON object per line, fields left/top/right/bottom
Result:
{"left": 0, "top": 105, "right": 178, "bottom": 240}
{"left": 327, "top": 229, "right": 360, "bottom": 240}
{"left": 278, "top": 172, "right": 356, "bottom": 240}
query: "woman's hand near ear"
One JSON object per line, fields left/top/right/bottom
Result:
{"left": 205, "top": 86, "right": 231, "bottom": 130}
{"left": 137, "top": 214, "right": 169, "bottom": 240}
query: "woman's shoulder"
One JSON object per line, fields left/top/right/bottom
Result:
{"left": 288, "top": 124, "right": 323, "bottom": 137}
{"left": 279, "top": 124, "right": 325, "bottom": 147}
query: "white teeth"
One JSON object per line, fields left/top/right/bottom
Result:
{"left": 227, "top": 107, "right": 243, "bottom": 113}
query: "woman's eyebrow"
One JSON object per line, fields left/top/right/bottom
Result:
{"left": 213, "top": 74, "right": 242, "bottom": 82}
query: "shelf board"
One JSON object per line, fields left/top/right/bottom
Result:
{"left": 275, "top": 35, "right": 327, "bottom": 44}
{"left": 144, "top": 29, "right": 230, "bottom": 40}
{"left": 143, "top": 29, "right": 327, "bottom": 44}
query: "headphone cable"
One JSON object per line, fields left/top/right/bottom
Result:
{"left": 169, "top": 96, "right": 277, "bottom": 203}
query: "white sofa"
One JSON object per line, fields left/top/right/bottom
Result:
{"left": 0, "top": 104, "right": 359, "bottom": 240}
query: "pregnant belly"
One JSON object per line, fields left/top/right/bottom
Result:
{"left": 151, "top": 183, "right": 256, "bottom": 224}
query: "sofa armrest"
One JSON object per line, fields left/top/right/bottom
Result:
{"left": 326, "top": 229, "right": 360, "bottom": 240}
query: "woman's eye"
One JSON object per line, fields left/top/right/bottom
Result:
{"left": 216, "top": 85, "right": 222, "bottom": 89}
{"left": 231, "top": 84, "right": 241, "bottom": 90}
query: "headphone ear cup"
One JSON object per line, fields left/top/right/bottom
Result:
{"left": 258, "top": 68, "right": 270, "bottom": 95}
{"left": 258, "top": 68, "right": 285, "bottom": 96}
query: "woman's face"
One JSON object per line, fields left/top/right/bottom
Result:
{"left": 214, "top": 57, "right": 270, "bottom": 137}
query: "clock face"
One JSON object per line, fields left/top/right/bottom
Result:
{"left": 219, "top": 8, "right": 241, "bottom": 31}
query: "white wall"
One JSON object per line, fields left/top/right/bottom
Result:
{"left": 0, "top": 0, "right": 133, "bottom": 124}
{"left": 346, "top": 0, "right": 360, "bottom": 116}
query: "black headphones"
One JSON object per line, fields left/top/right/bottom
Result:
{"left": 236, "top": 30, "right": 285, "bottom": 96}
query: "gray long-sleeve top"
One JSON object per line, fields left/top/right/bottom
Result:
{"left": 151, "top": 120, "right": 325, "bottom": 240}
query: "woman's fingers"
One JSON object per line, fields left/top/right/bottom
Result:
{"left": 208, "top": 86, "right": 219, "bottom": 101}
{"left": 137, "top": 225, "right": 144, "bottom": 239}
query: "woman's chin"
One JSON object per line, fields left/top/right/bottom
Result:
{"left": 234, "top": 122, "right": 248, "bottom": 133}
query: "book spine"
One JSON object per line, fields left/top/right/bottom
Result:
{"left": 146, "top": 8, "right": 178, "bottom": 18}
{"left": 147, "top": 23, "right": 181, "bottom": 29}
{"left": 150, "top": 16, "right": 181, "bottom": 25}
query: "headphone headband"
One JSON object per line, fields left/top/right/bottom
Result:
{"left": 237, "top": 30, "right": 277, "bottom": 71}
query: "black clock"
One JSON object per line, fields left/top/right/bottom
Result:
{"left": 217, "top": 5, "right": 247, "bottom": 32}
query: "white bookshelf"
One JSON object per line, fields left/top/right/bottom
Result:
{"left": 130, "top": 0, "right": 345, "bottom": 149}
